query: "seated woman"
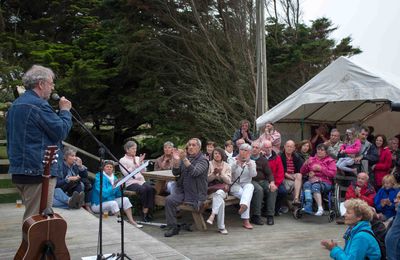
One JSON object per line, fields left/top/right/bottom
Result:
{"left": 154, "top": 141, "right": 176, "bottom": 194}
{"left": 257, "top": 122, "right": 281, "bottom": 153}
{"left": 300, "top": 144, "right": 336, "bottom": 216}
{"left": 119, "top": 141, "right": 155, "bottom": 222}
{"left": 229, "top": 143, "right": 257, "bottom": 229}
{"left": 374, "top": 174, "right": 400, "bottom": 220}
{"left": 321, "top": 199, "right": 381, "bottom": 259}
{"left": 296, "top": 139, "right": 313, "bottom": 164}
{"left": 206, "top": 147, "right": 232, "bottom": 235}
{"left": 91, "top": 160, "right": 142, "bottom": 228}
{"left": 336, "top": 128, "right": 362, "bottom": 174}
{"left": 58, "top": 147, "right": 92, "bottom": 204}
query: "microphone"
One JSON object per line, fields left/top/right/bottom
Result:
{"left": 51, "top": 93, "right": 61, "bottom": 101}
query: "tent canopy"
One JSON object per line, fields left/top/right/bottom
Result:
{"left": 256, "top": 56, "right": 400, "bottom": 139}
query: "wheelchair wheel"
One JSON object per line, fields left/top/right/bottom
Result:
{"left": 334, "top": 184, "right": 341, "bottom": 215}
{"left": 328, "top": 210, "right": 336, "bottom": 223}
{"left": 293, "top": 208, "right": 303, "bottom": 220}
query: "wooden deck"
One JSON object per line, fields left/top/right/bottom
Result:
{"left": 145, "top": 206, "right": 347, "bottom": 260}
{"left": 0, "top": 203, "right": 187, "bottom": 260}
{"left": 0, "top": 203, "right": 347, "bottom": 259}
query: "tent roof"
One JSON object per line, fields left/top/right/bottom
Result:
{"left": 256, "top": 56, "right": 400, "bottom": 128}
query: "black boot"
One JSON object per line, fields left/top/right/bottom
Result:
{"left": 164, "top": 225, "right": 180, "bottom": 237}
{"left": 266, "top": 216, "right": 274, "bottom": 225}
{"left": 250, "top": 215, "right": 264, "bottom": 225}
{"left": 142, "top": 213, "right": 151, "bottom": 222}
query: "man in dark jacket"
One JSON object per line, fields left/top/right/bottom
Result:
{"left": 250, "top": 141, "right": 276, "bottom": 225}
{"left": 280, "top": 140, "right": 304, "bottom": 205}
{"left": 164, "top": 138, "right": 209, "bottom": 237}
{"left": 386, "top": 192, "right": 400, "bottom": 260}
{"left": 354, "top": 126, "right": 379, "bottom": 182}
{"left": 262, "top": 140, "right": 285, "bottom": 217}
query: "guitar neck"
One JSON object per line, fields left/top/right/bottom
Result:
{"left": 39, "top": 145, "right": 58, "bottom": 214}
{"left": 39, "top": 175, "right": 50, "bottom": 214}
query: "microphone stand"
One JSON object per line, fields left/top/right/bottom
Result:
{"left": 64, "top": 103, "right": 138, "bottom": 260}
{"left": 67, "top": 112, "right": 115, "bottom": 260}
{"left": 115, "top": 183, "right": 131, "bottom": 260}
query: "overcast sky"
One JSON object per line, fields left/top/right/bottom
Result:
{"left": 301, "top": 0, "right": 400, "bottom": 77}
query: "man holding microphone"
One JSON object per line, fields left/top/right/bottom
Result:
{"left": 7, "top": 65, "right": 73, "bottom": 221}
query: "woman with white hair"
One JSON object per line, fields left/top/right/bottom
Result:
{"left": 321, "top": 199, "right": 381, "bottom": 259}
{"left": 119, "top": 140, "right": 155, "bottom": 222}
{"left": 229, "top": 143, "right": 257, "bottom": 229}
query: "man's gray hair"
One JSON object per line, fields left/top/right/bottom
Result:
{"left": 63, "top": 147, "right": 77, "bottom": 158}
{"left": 330, "top": 128, "right": 340, "bottom": 134}
{"left": 189, "top": 138, "right": 202, "bottom": 148}
{"left": 22, "top": 65, "right": 55, "bottom": 90}
{"left": 164, "top": 141, "right": 174, "bottom": 147}
{"left": 124, "top": 140, "right": 137, "bottom": 151}
{"left": 239, "top": 143, "right": 252, "bottom": 151}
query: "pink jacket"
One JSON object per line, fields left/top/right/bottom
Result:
{"left": 119, "top": 154, "right": 145, "bottom": 187}
{"left": 258, "top": 130, "right": 281, "bottom": 153}
{"left": 300, "top": 155, "right": 337, "bottom": 185}
{"left": 339, "top": 139, "right": 361, "bottom": 155}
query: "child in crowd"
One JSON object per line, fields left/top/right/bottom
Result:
{"left": 336, "top": 128, "right": 361, "bottom": 174}
{"left": 374, "top": 174, "right": 400, "bottom": 220}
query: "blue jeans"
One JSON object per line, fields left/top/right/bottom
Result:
{"left": 303, "top": 181, "right": 332, "bottom": 194}
{"left": 53, "top": 188, "right": 70, "bottom": 209}
{"left": 275, "top": 183, "right": 288, "bottom": 213}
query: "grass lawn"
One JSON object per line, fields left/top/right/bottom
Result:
{"left": 0, "top": 178, "right": 13, "bottom": 188}
{"left": 0, "top": 193, "right": 20, "bottom": 204}
{"left": 0, "top": 146, "right": 7, "bottom": 159}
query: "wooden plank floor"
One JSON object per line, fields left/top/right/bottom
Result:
{"left": 0, "top": 203, "right": 347, "bottom": 260}
{"left": 0, "top": 203, "right": 187, "bottom": 259}
{"left": 143, "top": 206, "right": 347, "bottom": 260}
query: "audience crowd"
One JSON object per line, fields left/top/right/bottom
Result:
{"left": 51, "top": 120, "right": 400, "bottom": 259}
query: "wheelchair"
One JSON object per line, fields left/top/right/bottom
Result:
{"left": 293, "top": 182, "right": 336, "bottom": 223}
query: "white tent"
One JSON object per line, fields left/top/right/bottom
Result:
{"left": 256, "top": 56, "right": 400, "bottom": 141}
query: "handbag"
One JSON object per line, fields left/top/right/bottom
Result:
{"left": 207, "top": 180, "right": 229, "bottom": 194}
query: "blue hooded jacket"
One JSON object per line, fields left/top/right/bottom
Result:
{"left": 91, "top": 172, "right": 121, "bottom": 206}
{"left": 330, "top": 220, "right": 381, "bottom": 260}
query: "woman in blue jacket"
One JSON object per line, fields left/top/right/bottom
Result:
{"left": 321, "top": 199, "right": 381, "bottom": 260}
{"left": 374, "top": 174, "right": 399, "bottom": 219}
{"left": 91, "top": 160, "right": 142, "bottom": 228}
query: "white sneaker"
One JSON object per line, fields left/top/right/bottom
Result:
{"left": 315, "top": 208, "right": 324, "bottom": 216}
{"left": 219, "top": 228, "right": 228, "bottom": 235}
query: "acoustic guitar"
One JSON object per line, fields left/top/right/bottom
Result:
{"left": 14, "top": 145, "right": 70, "bottom": 260}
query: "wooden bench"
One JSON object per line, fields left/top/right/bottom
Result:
{"left": 178, "top": 195, "right": 239, "bottom": 231}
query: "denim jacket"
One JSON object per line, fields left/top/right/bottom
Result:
{"left": 6, "top": 90, "right": 72, "bottom": 177}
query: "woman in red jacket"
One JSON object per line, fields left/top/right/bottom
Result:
{"left": 372, "top": 134, "right": 392, "bottom": 189}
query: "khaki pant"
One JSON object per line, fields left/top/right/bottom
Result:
{"left": 15, "top": 177, "right": 57, "bottom": 222}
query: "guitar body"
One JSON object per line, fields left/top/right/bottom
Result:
{"left": 14, "top": 213, "right": 70, "bottom": 260}
{"left": 14, "top": 146, "right": 70, "bottom": 260}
